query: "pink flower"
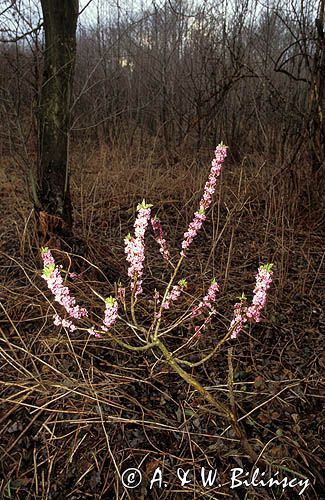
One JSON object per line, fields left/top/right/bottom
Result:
{"left": 88, "top": 328, "right": 102, "bottom": 338}
{"left": 246, "top": 265, "right": 273, "bottom": 322}
{"left": 102, "top": 297, "right": 118, "bottom": 331}
{"left": 162, "top": 279, "right": 187, "bottom": 309}
{"left": 124, "top": 200, "right": 152, "bottom": 296}
{"left": 194, "top": 309, "right": 216, "bottom": 334}
{"left": 117, "top": 286, "right": 126, "bottom": 304}
{"left": 135, "top": 207, "right": 151, "bottom": 240}
{"left": 229, "top": 302, "right": 248, "bottom": 339}
{"left": 230, "top": 264, "right": 273, "bottom": 339}
{"left": 41, "top": 248, "right": 88, "bottom": 320}
{"left": 53, "top": 313, "right": 77, "bottom": 332}
{"left": 151, "top": 217, "right": 170, "bottom": 261}
{"left": 181, "top": 210, "right": 206, "bottom": 256}
{"left": 69, "top": 272, "right": 80, "bottom": 280}
{"left": 191, "top": 280, "right": 219, "bottom": 332}
{"left": 181, "top": 144, "right": 227, "bottom": 256}
{"left": 192, "top": 280, "right": 219, "bottom": 317}
{"left": 42, "top": 247, "right": 55, "bottom": 267}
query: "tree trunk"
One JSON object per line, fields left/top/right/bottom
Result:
{"left": 308, "top": 0, "right": 325, "bottom": 174}
{"left": 37, "top": 0, "right": 78, "bottom": 237}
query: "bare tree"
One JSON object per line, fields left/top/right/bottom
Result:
{"left": 37, "top": 0, "right": 79, "bottom": 239}
{"left": 0, "top": 0, "right": 323, "bottom": 190}
{"left": 308, "top": 0, "right": 325, "bottom": 173}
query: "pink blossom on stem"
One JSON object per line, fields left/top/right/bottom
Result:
{"left": 53, "top": 313, "right": 77, "bottom": 332}
{"left": 194, "top": 309, "right": 216, "bottom": 334}
{"left": 88, "top": 328, "right": 102, "bottom": 338}
{"left": 192, "top": 280, "right": 219, "bottom": 317}
{"left": 153, "top": 290, "right": 161, "bottom": 318}
{"left": 135, "top": 206, "right": 151, "bottom": 239}
{"left": 42, "top": 248, "right": 55, "bottom": 267}
{"left": 162, "top": 279, "right": 187, "bottom": 309}
{"left": 124, "top": 200, "right": 152, "bottom": 296}
{"left": 69, "top": 272, "right": 80, "bottom": 280}
{"left": 151, "top": 216, "right": 170, "bottom": 261}
{"left": 246, "top": 266, "right": 273, "bottom": 322}
{"left": 117, "top": 285, "right": 126, "bottom": 304}
{"left": 230, "top": 264, "right": 273, "bottom": 339}
{"left": 181, "top": 210, "right": 206, "bottom": 256}
{"left": 41, "top": 248, "right": 88, "bottom": 321}
{"left": 229, "top": 301, "right": 248, "bottom": 339}
{"left": 102, "top": 296, "right": 118, "bottom": 331}
{"left": 181, "top": 144, "right": 227, "bottom": 256}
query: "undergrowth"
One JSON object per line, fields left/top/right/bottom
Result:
{"left": 0, "top": 141, "right": 324, "bottom": 499}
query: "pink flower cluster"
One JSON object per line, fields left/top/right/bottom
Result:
{"left": 124, "top": 200, "right": 152, "bottom": 296}
{"left": 117, "top": 285, "right": 126, "bottom": 304}
{"left": 230, "top": 264, "right": 273, "bottom": 339}
{"left": 194, "top": 310, "right": 216, "bottom": 335}
{"left": 191, "top": 280, "right": 219, "bottom": 333}
{"left": 87, "top": 328, "right": 102, "bottom": 338}
{"left": 246, "top": 267, "right": 273, "bottom": 322}
{"left": 53, "top": 314, "right": 77, "bottom": 332}
{"left": 102, "top": 297, "right": 118, "bottom": 331}
{"left": 42, "top": 249, "right": 55, "bottom": 267}
{"left": 181, "top": 144, "right": 227, "bottom": 256}
{"left": 41, "top": 248, "right": 120, "bottom": 336}
{"left": 192, "top": 280, "right": 219, "bottom": 317}
{"left": 181, "top": 210, "right": 206, "bottom": 257}
{"left": 41, "top": 248, "right": 88, "bottom": 331}
{"left": 162, "top": 280, "right": 187, "bottom": 309}
{"left": 151, "top": 217, "right": 170, "bottom": 261}
{"left": 229, "top": 302, "right": 247, "bottom": 339}
{"left": 200, "top": 146, "right": 228, "bottom": 212}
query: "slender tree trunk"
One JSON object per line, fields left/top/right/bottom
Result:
{"left": 308, "top": 0, "right": 325, "bottom": 174}
{"left": 37, "top": 0, "right": 78, "bottom": 237}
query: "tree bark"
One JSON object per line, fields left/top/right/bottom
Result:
{"left": 308, "top": 0, "right": 325, "bottom": 174}
{"left": 37, "top": 0, "right": 78, "bottom": 236}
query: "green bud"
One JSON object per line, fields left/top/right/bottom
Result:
{"left": 137, "top": 199, "right": 153, "bottom": 210}
{"left": 236, "top": 292, "right": 247, "bottom": 302}
{"left": 260, "top": 263, "right": 273, "bottom": 272}
{"left": 105, "top": 296, "right": 116, "bottom": 307}
{"left": 43, "top": 263, "right": 55, "bottom": 278}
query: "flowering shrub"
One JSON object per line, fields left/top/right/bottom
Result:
{"left": 40, "top": 143, "right": 273, "bottom": 342}
{"left": 40, "top": 143, "right": 274, "bottom": 461}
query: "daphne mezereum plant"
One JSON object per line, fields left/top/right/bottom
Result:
{"left": 40, "top": 143, "right": 273, "bottom": 462}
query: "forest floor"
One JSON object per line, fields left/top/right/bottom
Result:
{"left": 0, "top": 142, "right": 324, "bottom": 499}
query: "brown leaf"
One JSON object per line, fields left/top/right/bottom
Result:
{"left": 146, "top": 459, "right": 161, "bottom": 475}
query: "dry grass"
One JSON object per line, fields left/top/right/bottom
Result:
{"left": 0, "top": 141, "right": 324, "bottom": 499}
